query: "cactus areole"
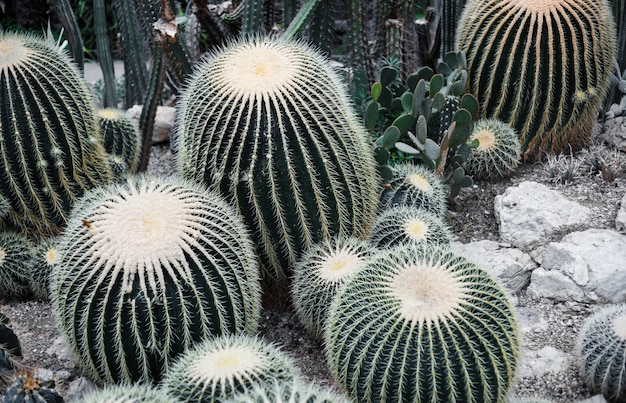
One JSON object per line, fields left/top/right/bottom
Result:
{"left": 176, "top": 36, "right": 378, "bottom": 295}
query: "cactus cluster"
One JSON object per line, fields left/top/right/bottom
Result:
{"left": 2, "top": 371, "right": 63, "bottom": 403}
{"left": 0, "top": 33, "right": 112, "bottom": 236}
{"left": 50, "top": 174, "right": 261, "bottom": 384}
{"left": 175, "top": 35, "right": 379, "bottom": 296}
{"left": 96, "top": 108, "right": 142, "bottom": 176}
{"left": 464, "top": 118, "right": 521, "bottom": 180}
{"left": 163, "top": 334, "right": 296, "bottom": 402}
{"left": 456, "top": 0, "right": 617, "bottom": 157}
{"left": 326, "top": 243, "right": 520, "bottom": 403}
{"left": 0, "top": 232, "right": 34, "bottom": 300}
{"left": 575, "top": 304, "right": 626, "bottom": 402}
{"left": 223, "top": 379, "right": 352, "bottom": 403}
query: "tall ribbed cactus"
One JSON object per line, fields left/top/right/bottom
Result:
{"left": 50, "top": 174, "right": 261, "bottom": 384}
{"left": 96, "top": 108, "right": 142, "bottom": 176}
{"left": 575, "top": 304, "right": 626, "bottom": 402}
{"left": 0, "top": 33, "right": 112, "bottom": 236}
{"left": 456, "top": 0, "right": 617, "bottom": 157}
{"left": 176, "top": 36, "right": 379, "bottom": 296}
{"left": 326, "top": 243, "right": 520, "bottom": 403}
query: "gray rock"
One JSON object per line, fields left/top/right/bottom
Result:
{"left": 494, "top": 182, "right": 591, "bottom": 251}
{"left": 526, "top": 229, "right": 626, "bottom": 303}
{"left": 518, "top": 346, "right": 571, "bottom": 378}
{"left": 65, "top": 377, "right": 96, "bottom": 402}
{"left": 126, "top": 105, "right": 176, "bottom": 144}
{"left": 452, "top": 240, "right": 537, "bottom": 294}
{"left": 616, "top": 192, "right": 626, "bottom": 233}
{"left": 517, "top": 307, "right": 549, "bottom": 335}
{"left": 46, "top": 336, "right": 74, "bottom": 361}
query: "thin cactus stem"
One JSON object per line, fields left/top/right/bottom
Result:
{"left": 48, "top": 0, "right": 84, "bottom": 70}
{"left": 347, "top": 0, "right": 374, "bottom": 83}
{"left": 93, "top": 0, "right": 118, "bottom": 108}
{"left": 242, "top": 0, "right": 265, "bottom": 34}
{"left": 306, "top": 0, "right": 336, "bottom": 56}
{"left": 282, "top": 0, "right": 321, "bottom": 41}
{"left": 441, "top": 0, "right": 466, "bottom": 56}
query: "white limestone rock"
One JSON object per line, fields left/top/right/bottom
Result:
{"left": 616, "top": 192, "right": 626, "bottom": 233}
{"left": 126, "top": 105, "right": 176, "bottom": 144}
{"left": 517, "top": 346, "right": 571, "bottom": 379}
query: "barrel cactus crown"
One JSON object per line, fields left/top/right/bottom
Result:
{"left": 50, "top": 174, "right": 261, "bottom": 384}
{"left": 163, "top": 334, "right": 296, "bottom": 402}
{"left": 0, "top": 231, "right": 34, "bottom": 300}
{"left": 464, "top": 118, "right": 521, "bottom": 180}
{"left": 0, "top": 33, "right": 112, "bottom": 236}
{"left": 379, "top": 163, "right": 447, "bottom": 218}
{"left": 291, "top": 236, "right": 373, "bottom": 340}
{"left": 326, "top": 243, "right": 520, "bottom": 403}
{"left": 456, "top": 0, "right": 617, "bottom": 157}
{"left": 223, "top": 379, "right": 352, "bottom": 403}
{"left": 96, "top": 108, "right": 142, "bottom": 176}
{"left": 575, "top": 304, "right": 626, "bottom": 402}
{"left": 369, "top": 206, "right": 453, "bottom": 249}
{"left": 175, "top": 35, "right": 379, "bottom": 296}
{"left": 80, "top": 384, "right": 169, "bottom": 403}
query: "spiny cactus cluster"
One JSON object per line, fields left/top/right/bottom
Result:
{"left": 223, "top": 379, "right": 352, "bottom": 403}
{"left": 26, "top": 237, "right": 60, "bottom": 301}
{"left": 326, "top": 243, "right": 520, "bottom": 403}
{"left": 457, "top": 0, "right": 617, "bottom": 157}
{"left": 96, "top": 108, "right": 142, "bottom": 177}
{"left": 0, "top": 232, "right": 34, "bottom": 300}
{"left": 576, "top": 304, "right": 626, "bottom": 402}
{"left": 163, "top": 334, "right": 296, "bottom": 402}
{"left": 0, "top": 33, "right": 112, "bottom": 236}
{"left": 2, "top": 371, "right": 63, "bottom": 403}
{"left": 175, "top": 35, "right": 379, "bottom": 297}
{"left": 50, "top": 174, "right": 261, "bottom": 384}
{"left": 464, "top": 118, "right": 521, "bottom": 180}
{"left": 79, "top": 383, "right": 169, "bottom": 403}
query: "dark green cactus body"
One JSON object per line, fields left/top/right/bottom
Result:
{"left": 176, "top": 36, "right": 378, "bottom": 295}
{"left": 27, "top": 236, "right": 61, "bottom": 301}
{"left": 0, "top": 232, "right": 34, "bottom": 300}
{"left": 0, "top": 33, "right": 112, "bottom": 236}
{"left": 326, "top": 243, "right": 520, "bottom": 403}
{"left": 456, "top": 0, "right": 617, "bottom": 156}
{"left": 96, "top": 108, "right": 142, "bottom": 175}
{"left": 50, "top": 174, "right": 261, "bottom": 384}
{"left": 464, "top": 118, "right": 521, "bottom": 180}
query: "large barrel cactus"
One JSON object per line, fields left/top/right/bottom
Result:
{"left": 326, "top": 243, "right": 520, "bottom": 403}
{"left": 456, "top": 0, "right": 617, "bottom": 157}
{"left": 50, "top": 174, "right": 261, "bottom": 384}
{"left": 175, "top": 36, "right": 379, "bottom": 296}
{"left": 0, "top": 33, "right": 112, "bottom": 236}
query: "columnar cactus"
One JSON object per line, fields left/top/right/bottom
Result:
{"left": 223, "top": 379, "right": 352, "bottom": 403}
{"left": 291, "top": 236, "right": 373, "bottom": 340}
{"left": 0, "top": 232, "right": 34, "bottom": 300}
{"left": 27, "top": 236, "right": 60, "bottom": 300}
{"left": 96, "top": 108, "right": 142, "bottom": 176}
{"left": 326, "top": 243, "right": 520, "bottom": 403}
{"left": 575, "top": 304, "right": 626, "bottom": 402}
{"left": 0, "top": 33, "right": 112, "bottom": 236}
{"left": 369, "top": 206, "right": 453, "bottom": 249}
{"left": 464, "top": 118, "right": 521, "bottom": 180}
{"left": 163, "top": 334, "right": 296, "bottom": 402}
{"left": 175, "top": 36, "right": 379, "bottom": 296}
{"left": 80, "top": 384, "right": 169, "bottom": 403}
{"left": 456, "top": 0, "right": 617, "bottom": 157}
{"left": 50, "top": 174, "right": 261, "bottom": 384}
{"left": 379, "top": 163, "right": 447, "bottom": 218}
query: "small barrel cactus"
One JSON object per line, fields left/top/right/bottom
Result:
{"left": 96, "top": 108, "right": 142, "bottom": 176}
{"left": 464, "top": 118, "right": 521, "bottom": 180}
{"left": 369, "top": 206, "right": 453, "bottom": 249}
{"left": 379, "top": 163, "right": 447, "bottom": 218}
{"left": 79, "top": 383, "right": 169, "bottom": 403}
{"left": 290, "top": 236, "right": 373, "bottom": 340}
{"left": 175, "top": 35, "right": 379, "bottom": 297}
{"left": 0, "top": 33, "right": 112, "bottom": 236}
{"left": 0, "top": 312, "right": 22, "bottom": 376}
{"left": 575, "top": 304, "right": 626, "bottom": 402}
{"left": 50, "top": 174, "right": 261, "bottom": 384}
{"left": 223, "top": 379, "right": 352, "bottom": 403}
{"left": 163, "top": 334, "right": 296, "bottom": 402}
{"left": 326, "top": 243, "right": 520, "bottom": 403}
{"left": 456, "top": 0, "right": 616, "bottom": 157}
{"left": 0, "top": 231, "right": 34, "bottom": 300}
{"left": 2, "top": 371, "right": 64, "bottom": 403}
{"left": 26, "top": 236, "right": 61, "bottom": 301}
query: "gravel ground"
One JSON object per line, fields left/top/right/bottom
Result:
{"left": 1, "top": 139, "right": 625, "bottom": 402}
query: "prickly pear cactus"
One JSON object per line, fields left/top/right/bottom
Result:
{"left": 369, "top": 206, "right": 453, "bottom": 249}
{"left": 0, "top": 231, "right": 34, "bottom": 300}
{"left": 50, "top": 174, "right": 261, "bottom": 384}
{"left": 464, "top": 118, "right": 521, "bottom": 180}
{"left": 223, "top": 379, "right": 352, "bottom": 403}
{"left": 576, "top": 304, "right": 626, "bottom": 403}
{"left": 79, "top": 383, "right": 169, "bottom": 403}
{"left": 96, "top": 108, "right": 142, "bottom": 176}
{"left": 326, "top": 243, "right": 520, "bottom": 403}
{"left": 291, "top": 236, "right": 372, "bottom": 340}
{"left": 175, "top": 36, "right": 379, "bottom": 297}
{"left": 0, "top": 33, "right": 112, "bottom": 236}
{"left": 456, "top": 0, "right": 617, "bottom": 157}
{"left": 163, "top": 334, "right": 296, "bottom": 402}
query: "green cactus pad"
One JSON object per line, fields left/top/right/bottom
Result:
{"left": 96, "top": 108, "right": 142, "bottom": 175}
{"left": 291, "top": 236, "right": 373, "bottom": 340}
{"left": 457, "top": 0, "right": 616, "bottom": 156}
{"left": 0, "top": 231, "right": 34, "bottom": 300}
{"left": 79, "top": 383, "right": 169, "bottom": 402}
{"left": 26, "top": 236, "right": 61, "bottom": 301}
{"left": 0, "top": 33, "right": 112, "bottom": 236}
{"left": 369, "top": 206, "right": 453, "bottom": 249}
{"left": 576, "top": 304, "right": 626, "bottom": 402}
{"left": 464, "top": 118, "right": 521, "bottom": 180}
{"left": 379, "top": 163, "right": 447, "bottom": 218}
{"left": 326, "top": 243, "right": 520, "bottom": 403}
{"left": 50, "top": 174, "right": 261, "bottom": 384}
{"left": 223, "top": 379, "right": 352, "bottom": 403}
{"left": 175, "top": 35, "right": 379, "bottom": 296}
{"left": 163, "top": 334, "right": 297, "bottom": 402}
